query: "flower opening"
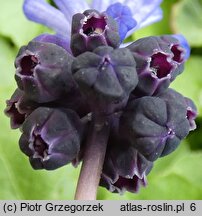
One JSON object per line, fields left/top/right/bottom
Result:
{"left": 113, "top": 175, "right": 146, "bottom": 193}
{"left": 6, "top": 102, "right": 25, "bottom": 128}
{"left": 171, "top": 44, "right": 184, "bottom": 63}
{"left": 150, "top": 52, "right": 172, "bottom": 79}
{"left": 32, "top": 134, "right": 49, "bottom": 159}
{"left": 82, "top": 15, "right": 107, "bottom": 36}
{"left": 20, "top": 55, "right": 38, "bottom": 76}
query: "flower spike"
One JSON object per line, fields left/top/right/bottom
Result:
{"left": 4, "top": 0, "right": 196, "bottom": 199}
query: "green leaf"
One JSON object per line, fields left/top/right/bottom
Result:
{"left": 0, "top": 0, "right": 45, "bottom": 48}
{"left": 171, "top": 0, "right": 202, "bottom": 47}
{"left": 170, "top": 56, "right": 202, "bottom": 115}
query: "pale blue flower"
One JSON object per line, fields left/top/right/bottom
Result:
{"left": 23, "top": 0, "right": 162, "bottom": 44}
{"left": 23, "top": 0, "right": 190, "bottom": 58}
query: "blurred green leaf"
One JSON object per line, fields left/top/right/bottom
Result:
{"left": 0, "top": 0, "right": 44, "bottom": 48}
{"left": 171, "top": 0, "right": 202, "bottom": 47}
{"left": 136, "top": 150, "right": 202, "bottom": 199}
{"left": 171, "top": 56, "right": 202, "bottom": 115}
{"left": 98, "top": 143, "right": 202, "bottom": 200}
{"left": 0, "top": 38, "right": 16, "bottom": 87}
{"left": 140, "top": 153, "right": 202, "bottom": 199}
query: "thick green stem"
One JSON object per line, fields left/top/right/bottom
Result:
{"left": 74, "top": 115, "right": 110, "bottom": 200}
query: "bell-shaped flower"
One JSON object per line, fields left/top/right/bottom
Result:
{"left": 71, "top": 9, "right": 120, "bottom": 56}
{"left": 127, "top": 35, "right": 187, "bottom": 96}
{"left": 23, "top": 0, "right": 163, "bottom": 50}
{"left": 120, "top": 88, "right": 191, "bottom": 161}
{"left": 15, "top": 41, "right": 75, "bottom": 103}
{"left": 100, "top": 142, "right": 153, "bottom": 193}
{"left": 5, "top": 89, "right": 38, "bottom": 129}
{"left": 19, "top": 107, "right": 83, "bottom": 170}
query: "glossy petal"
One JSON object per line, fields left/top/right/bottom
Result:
{"left": 23, "top": 0, "right": 70, "bottom": 36}
{"left": 172, "top": 34, "right": 191, "bottom": 60}
{"left": 53, "top": 0, "right": 89, "bottom": 24}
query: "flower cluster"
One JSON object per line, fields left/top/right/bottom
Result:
{"left": 5, "top": 0, "right": 197, "bottom": 194}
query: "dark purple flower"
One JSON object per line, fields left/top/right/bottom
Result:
{"left": 15, "top": 41, "right": 75, "bottom": 103}
{"left": 71, "top": 9, "right": 120, "bottom": 56}
{"left": 19, "top": 107, "right": 83, "bottom": 170}
{"left": 157, "top": 89, "right": 197, "bottom": 132}
{"left": 127, "top": 35, "right": 187, "bottom": 96}
{"left": 5, "top": 89, "right": 37, "bottom": 129}
{"left": 120, "top": 88, "right": 190, "bottom": 161}
{"left": 72, "top": 46, "right": 138, "bottom": 113}
{"left": 23, "top": 0, "right": 163, "bottom": 50}
{"left": 100, "top": 143, "right": 152, "bottom": 193}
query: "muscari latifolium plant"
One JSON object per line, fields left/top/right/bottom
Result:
{"left": 4, "top": 0, "right": 197, "bottom": 200}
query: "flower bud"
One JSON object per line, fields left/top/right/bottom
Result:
{"left": 15, "top": 41, "right": 75, "bottom": 103}
{"left": 120, "top": 89, "right": 190, "bottom": 161}
{"left": 71, "top": 9, "right": 120, "bottom": 56}
{"left": 127, "top": 35, "right": 186, "bottom": 96}
{"left": 19, "top": 107, "right": 83, "bottom": 170}
{"left": 72, "top": 46, "right": 138, "bottom": 113}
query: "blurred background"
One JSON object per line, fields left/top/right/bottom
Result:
{"left": 0, "top": 0, "right": 202, "bottom": 200}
